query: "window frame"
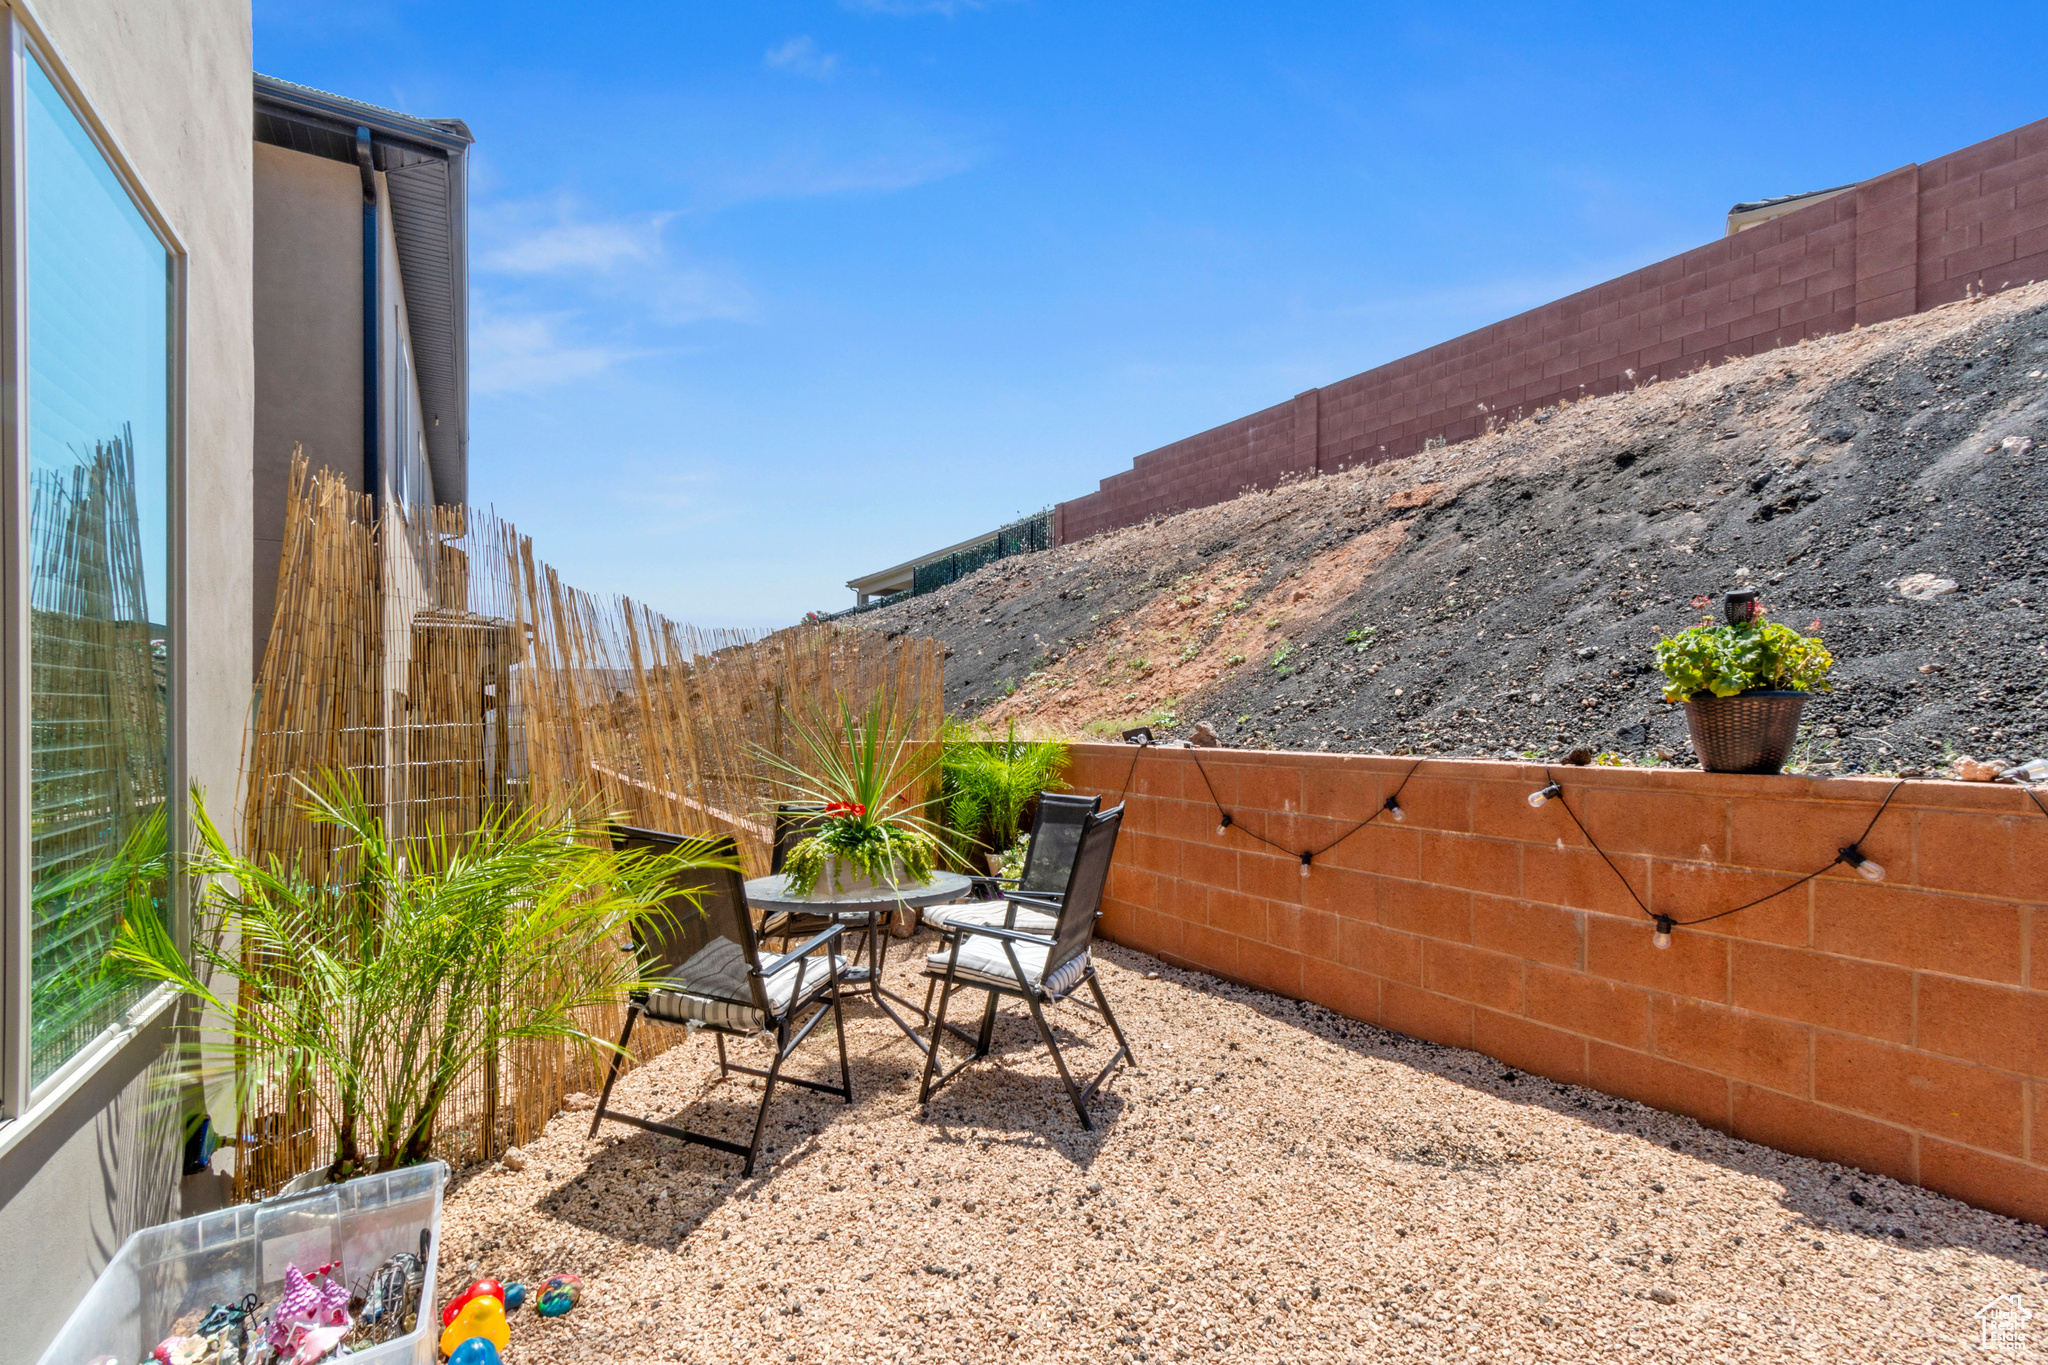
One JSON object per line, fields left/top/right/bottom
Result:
{"left": 0, "top": 5, "right": 189, "bottom": 1128}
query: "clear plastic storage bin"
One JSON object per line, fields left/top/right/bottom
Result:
{"left": 35, "top": 1162, "right": 447, "bottom": 1365}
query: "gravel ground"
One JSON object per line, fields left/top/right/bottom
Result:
{"left": 437, "top": 931, "right": 2047, "bottom": 1363}
{"left": 871, "top": 283, "right": 2048, "bottom": 776}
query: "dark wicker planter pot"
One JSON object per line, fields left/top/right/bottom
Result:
{"left": 1681, "top": 690, "right": 1810, "bottom": 774}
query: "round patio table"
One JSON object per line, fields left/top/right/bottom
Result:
{"left": 744, "top": 870, "right": 974, "bottom": 1053}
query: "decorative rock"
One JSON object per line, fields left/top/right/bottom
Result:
{"left": 503, "top": 1281, "right": 528, "bottom": 1313}
{"left": 1564, "top": 747, "right": 1596, "bottom": 766}
{"left": 1189, "top": 722, "right": 1221, "bottom": 748}
{"left": 501, "top": 1146, "right": 528, "bottom": 1171}
{"left": 1954, "top": 755, "right": 2009, "bottom": 782}
{"left": 445, "top": 1339, "right": 503, "bottom": 1365}
{"left": 1648, "top": 1286, "right": 1680, "bottom": 1305}
{"left": 1895, "top": 573, "right": 1958, "bottom": 601}
{"left": 441, "top": 1279, "right": 504, "bottom": 1327}
{"left": 536, "top": 1272, "right": 583, "bottom": 1317}
{"left": 562, "top": 1092, "right": 596, "bottom": 1111}
{"left": 438, "top": 1295, "right": 510, "bottom": 1357}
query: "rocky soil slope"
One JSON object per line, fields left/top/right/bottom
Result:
{"left": 869, "top": 284, "right": 2048, "bottom": 775}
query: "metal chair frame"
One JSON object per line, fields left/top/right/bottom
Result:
{"left": 590, "top": 826, "right": 853, "bottom": 1177}
{"left": 964, "top": 791, "right": 1102, "bottom": 902}
{"left": 924, "top": 791, "right": 1101, "bottom": 1022}
{"left": 917, "top": 806, "right": 1133, "bottom": 1129}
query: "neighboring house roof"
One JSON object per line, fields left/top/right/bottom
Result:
{"left": 1727, "top": 183, "right": 1858, "bottom": 215}
{"left": 253, "top": 74, "right": 472, "bottom": 506}
{"left": 847, "top": 527, "right": 1011, "bottom": 598}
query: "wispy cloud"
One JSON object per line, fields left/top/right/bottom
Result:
{"left": 706, "top": 143, "right": 975, "bottom": 205}
{"left": 482, "top": 217, "right": 666, "bottom": 275}
{"left": 764, "top": 35, "right": 838, "bottom": 79}
{"left": 841, "top": 0, "right": 988, "bottom": 14}
{"left": 477, "top": 198, "right": 758, "bottom": 326}
{"left": 470, "top": 310, "right": 643, "bottom": 395}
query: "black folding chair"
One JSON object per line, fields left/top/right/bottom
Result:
{"left": 917, "top": 805, "right": 1133, "bottom": 1129}
{"left": 590, "top": 826, "right": 852, "bottom": 1177}
{"left": 922, "top": 792, "right": 1100, "bottom": 1017}
{"left": 962, "top": 791, "right": 1102, "bottom": 906}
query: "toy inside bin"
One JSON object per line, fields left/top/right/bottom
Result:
{"left": 36, "top": 1162, "right": 447, "bottom": 1365}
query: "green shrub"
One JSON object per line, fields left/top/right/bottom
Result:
{"left": 939, "top": 719, "right": 1069, "bottom": 862}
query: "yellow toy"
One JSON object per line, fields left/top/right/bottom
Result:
{"left": 437, "top": 1293, "right": 509, "bottom": 1357}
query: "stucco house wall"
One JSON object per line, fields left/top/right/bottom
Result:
{"left": 0, "top": 0, "right": 253, "bottom": 1358}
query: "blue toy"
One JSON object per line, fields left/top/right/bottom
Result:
{"left": 502, "top": 1282, "right": 527, "bottom": 1313}
{"left": 446, "top": 1337, "right": 502, "bottom": 1365}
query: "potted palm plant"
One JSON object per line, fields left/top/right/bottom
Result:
{"left": 762, "top": 692, "right": 944, "bottom": 900}
{"left": 110, "top": 773, "right": 721, "bottom": 1186}
{"left": 1654, "top": 592, "right": 1835, "bottom": 774}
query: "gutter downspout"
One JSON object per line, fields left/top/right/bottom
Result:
{"left": 356, "top": 126, "right": 379, "bottom": 508}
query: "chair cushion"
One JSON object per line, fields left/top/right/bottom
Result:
{"left": 923, "top": 899, "right": 1058, "bottom": 935}
{"left": 645, "top": 942, "right": 846, "bottom": 1030}
{"left": 926, "top": 933, "right": 1090, "bottom": 998}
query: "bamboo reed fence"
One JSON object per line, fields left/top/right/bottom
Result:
{"left": 237, "top": 453, "right": 944, "bottom": 1194}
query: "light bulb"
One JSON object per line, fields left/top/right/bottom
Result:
{"left": 1839, "top": 846, "right": 1887, "bottom": 882}
{"left": 1528, "top": 783, "right": 1562, "bottom": 808}
{"left": 1385, "top": 799, "right": 1406, "bottom": 823}
{"left": 1299, "top": 854, "right": 1312, "bottom": 878}
{"left": 1217, "top": 814, "right": 1232, "bottom": 838}
{"left": 1652, "top": 916, "right": 1675, "bottom": 950}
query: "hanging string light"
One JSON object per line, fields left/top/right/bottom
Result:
{"left": 1383, "top": 795, "right": 1406, "bottom": 823}
{"left": 1530, "top": 768, "right": 1907, "bottom": 948}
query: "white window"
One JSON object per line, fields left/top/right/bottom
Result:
{"left": 1, "top": 18, "right": 184, "bottom": 1116}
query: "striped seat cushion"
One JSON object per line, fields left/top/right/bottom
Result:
{"left": 645, "top": 940, "right": 846, "bottom": 1030}
{"left": 923, "top": 899, "right": 1058, "bottom": 935}
{"left": 926, "top": 933, "right": 1090, "bottom": 998}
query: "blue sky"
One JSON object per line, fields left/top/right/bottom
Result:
{"left": 254, "top": 2, "right": 2048, "bottom": 629}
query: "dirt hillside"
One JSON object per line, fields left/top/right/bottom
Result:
{"left": 867, "top": 284, "right": 2048, "bottom": 776}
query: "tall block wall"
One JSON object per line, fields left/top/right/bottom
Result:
{"left": 1065, "top": 742, "right": 2048, "bottom": 1225}
{"left": 1057, "top": 116, "right": 2048, "bottom": 543}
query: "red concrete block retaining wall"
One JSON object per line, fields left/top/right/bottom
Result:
{"left": 1065, "top": 742, "right": 2048, "bottom": 1224}
{"left": 1056, "top": 116, "right": 2048, "bottom": 544}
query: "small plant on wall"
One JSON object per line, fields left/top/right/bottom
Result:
{"left": 1654, "top": 592, "right": 1834, "bottom": 773}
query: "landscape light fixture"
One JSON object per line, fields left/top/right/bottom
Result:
{"left": 1383, "top": 796, "right": 1405, "bottom": 823}
{"left": 1528, "top": 782, "right": 1563, "bottom": 809}
{"left": 1121, "top": 726, "right": 1154, "bottom": 745}
{"left": 1838, "top": 845, "right": 1887, "bottom": 882}
{"left": 1724, "top": 590, "right": 1759, "bottom": 625}
{"left": 1652, "top": 916, "right": 1675, "bottom": 951}
{"left": 1217, "top": 812, "right": 1233, "bottom": 838}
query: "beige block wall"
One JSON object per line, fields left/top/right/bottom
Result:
{"left": 253, "top": 140, "right": 361, "bottom": 672}
{"left": 0, "top": 0, "right": 253, "bottom": 1358}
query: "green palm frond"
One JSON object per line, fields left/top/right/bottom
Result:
{"left": 110, "top": 771, "right": 729, "bottom": 1180}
